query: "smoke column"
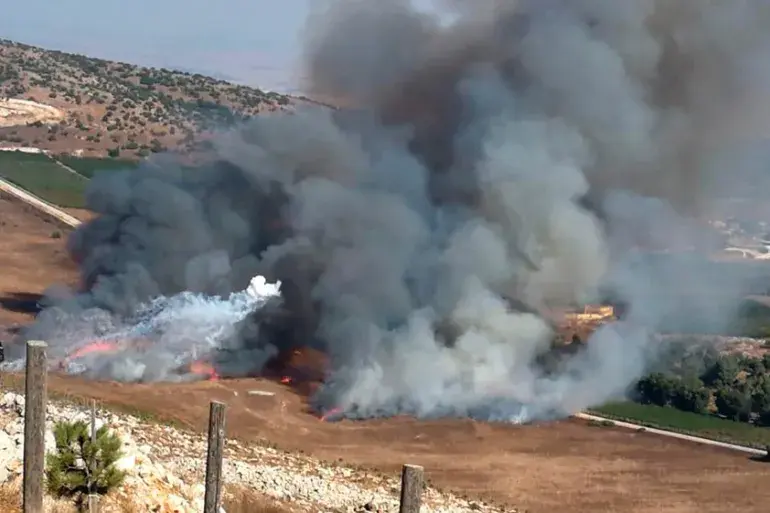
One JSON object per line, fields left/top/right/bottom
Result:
{"left": 12, "top": 0, "right": 770, "bottom": 421}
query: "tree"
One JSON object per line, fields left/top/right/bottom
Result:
{"left": 715, "top": 387, "right": 752, "bottom": 422}
{"left": 670, "top": 377, "right": 710, "bottom": 414}
{"left": 738, "top": 355, "right": 766, "bottom": 378}
{"left": 45, "top": 420, "right": 126, "bottom": 509}
{"left": 636, "top": 373, "right": 676, "bottom": 407}
{"left": 752, "top": 378, "right": 770, "bottom": 426}
{"left": 701, "top": 355, "right": 740, "bottom": 388}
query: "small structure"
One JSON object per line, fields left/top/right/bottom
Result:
{"left": 563, "top": 305, "right": 615, "bottom": 324}
{"left": 555, "top": 304, "right": 616, "bottom": 345}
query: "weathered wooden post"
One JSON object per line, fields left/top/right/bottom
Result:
{"left": 23, "top": 340, "right": 48, "bottom": 513}
{"left": 399, "top": 464, "right": 425, "bottom": 513}
{"left": 87, "top": 494, "right": 100, "bottom": 513}
{"left": 203, "top": 401, "right": 227, "bottom": 513}
{"left": 88, "top": 399, "right": 100, "bottom": 513}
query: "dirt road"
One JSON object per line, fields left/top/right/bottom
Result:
{"left": 575, "top": 412, "right": 766, "bottom": 455}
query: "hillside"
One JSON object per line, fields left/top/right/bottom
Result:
{"left": 0, "top": 38, "right": 296, "bottom": 158}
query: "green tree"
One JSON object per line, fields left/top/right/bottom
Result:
{"left": 670, "top": 377, "right": 710, "bottom": 414}
{"left": 636, "top": 373, "right": 676, "bottom": 407}
{"left": 45, "top": 420, "right": 126, "bottom": 509}
{"left": 715, "top": 387, "right": 752, "bottom": 422}
{"left": 701, "top": 355, "right": 740, "bottom": 388}
{"left": 752, "top": 378, "right": 770, "bottom": 426}
{"left": 738, "top": 355, "right": 766, "bottom": 377}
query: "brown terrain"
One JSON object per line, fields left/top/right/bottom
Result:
{"left": 0, "top": 39, "right": 300, "bottom": 159}
{"left": 0, "top": 194, "right": 78, "bottom": 327}
{"left": 1, "top": 193, "right": 770, "bottom": 513}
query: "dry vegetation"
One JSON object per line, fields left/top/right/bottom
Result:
{"left": 223, "top": 486, "right": 295, "bottom": 513}
{"left": 0, "top": 38, "right": 297, "bottom": 158}
{"left": 0, "top": 480, "right": 291, "bottom": 513}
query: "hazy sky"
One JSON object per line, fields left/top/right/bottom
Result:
{"left": 0, "top": 0, "right": 311, "bottom": 93}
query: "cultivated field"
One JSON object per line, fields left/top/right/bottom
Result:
{"left": 1, "top": 194, "right": 770, "bottom": 513}
{"left": 0, "top": 151, "right": 89, "bottom": 208}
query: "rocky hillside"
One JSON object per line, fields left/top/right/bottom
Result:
{"left": 0, "top": 392, "right": 511, "bottom": 513}
{"left": 0, "top": 39, "right": 299, "bottom": 159}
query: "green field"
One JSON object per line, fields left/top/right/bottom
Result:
{"left": 56, "top": 156, "right": 139, "bottom": 178}
{"left": 0, "top": 151, "right": 88, "bottom": 208}
{"left": 590, "top": 401, "right": 770, "bottom": 448}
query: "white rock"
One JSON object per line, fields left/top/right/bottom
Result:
{"left": 4, "top": 420, "right": 21, "bottom": 436}
{"left": 44, "top": 430, "right": 56, "bottom": 456}
{"left": 247, "top": 390, "right": 275, "bottom": 397}
{"left": 0, "top": 430, "right": 16, "bottom": 481}
{"left": 115, "top": 453, "right": 136, "bottom": 472}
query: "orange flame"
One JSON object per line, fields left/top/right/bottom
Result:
{"left": 68, "top": 341, "right": 121, "bottom": 360}
{"left": 189, "top": 360, "right": 220, "bottom": 381}
{"left": 320, "top": 407, "right": 344, "bottom": 422}
{"left": 60, "top": 341, "right": 121, "bottom": 368}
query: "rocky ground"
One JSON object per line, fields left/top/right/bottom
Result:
{"left": 0, "top": 392, "right": 513, "bottom": 513}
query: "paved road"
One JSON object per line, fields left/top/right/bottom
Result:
{"left": 574, "top": 412, "right": 766, "bottom": 456}
{"left": 0, "top": 176, "right": 81, "bottom": 228}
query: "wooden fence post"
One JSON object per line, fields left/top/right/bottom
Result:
{"left": 87, "top": 494, "right": 100, "bottom": 513}
{"left": 23, "top": 340, "right": 48, "bottom": 513}
{"left": 88, "top": 399, "right": 100, "bottom": 513}
{"left": 203, "top": 401, "right": 226, "bottom": 513}
{"left": 399, "top": 464, "right": 424, "bottom": 513}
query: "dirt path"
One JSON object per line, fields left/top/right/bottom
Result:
{"left": 575, "top": 412, "right": 766, "bottom": 456}
{"left": 0, "top": 177, "right": 81, "bottom": 228}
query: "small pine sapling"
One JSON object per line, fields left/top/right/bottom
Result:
{"left": 45, "top": 419, "right": 126, "bottom": 508}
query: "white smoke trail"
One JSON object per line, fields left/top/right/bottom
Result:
{"left": 3, "top": 277, "right": 282, "bottom": 382}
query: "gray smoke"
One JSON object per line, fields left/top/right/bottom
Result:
{"left": 13, "top": 0, "right": 770, "bottom": 421}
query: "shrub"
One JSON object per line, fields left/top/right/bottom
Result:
{"left": 670, "top": 378, "right": 710, "bottom": 414}
{"left": 45, "top": 420, "right": 126, "bottom": 508}
{"left": 715, "top": 388, "right": 752, "bottom": 422}
{"left": 636, "top": 373, "right": 676, "bottom": 406}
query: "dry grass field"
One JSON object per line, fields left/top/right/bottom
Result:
{"left": 2, "top": 195, "right": 770, "bottom": 513}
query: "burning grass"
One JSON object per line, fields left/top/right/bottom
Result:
{"left": 590, "top": 401, "right": 770, "bottom": 449}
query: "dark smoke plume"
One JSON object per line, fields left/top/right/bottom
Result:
{"left": 11, "top": 0, "right": 770, "bottom": 420}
